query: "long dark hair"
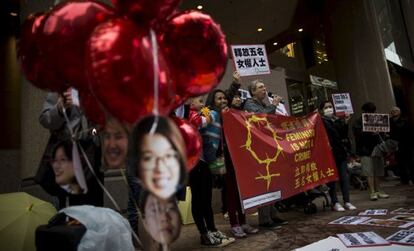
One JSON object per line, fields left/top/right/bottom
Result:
{"left": 52, "top": 140, "right": 73, "bottom": 161}
{"left": 205, "top": 89, "right": 226, "bottom": 112}
{"left": 127, "top": 116, "right": 187, "bottom": 187}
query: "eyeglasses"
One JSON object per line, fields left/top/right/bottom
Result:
{"left": 140, "top": 151, "right": 178, "bottom": 170}
{"left": 50, "top": 158, "right": 71, "bottom": 166}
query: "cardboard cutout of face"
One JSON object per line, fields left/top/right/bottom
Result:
{"left": 142, "top": 193, "right": 181, "bottom": 245}
{"left": 129, "top": 116, "right": 187, "bottom": 200}
{"left": 102, "top": 119, "right": 129, "bottom": 169}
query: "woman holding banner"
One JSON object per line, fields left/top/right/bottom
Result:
{"left": 320, "top": 101, "right": 357, "bottom": 211}
{"left": 223, "top": 74, "right": 259, "bottom": 238}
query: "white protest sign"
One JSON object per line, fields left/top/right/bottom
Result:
{"left": 231, "top": 44, "right": 270, "bottom": 76}
{"left": 337, "top": 232, "right": 390, "bottom": 248}
{"left": 328, "top": 216, "right": 371, "bottom": 225}
{"left": 362, "top": 113, "right": 390, "bottom": 132}
{"left": 332, "top": 93, "right": 353, "bottom": 115}
{"left": 359, "top": 209, "right": 388, "bottom": 216}
{"left": 387, "top": 230, "right": 414, "bottom": 245}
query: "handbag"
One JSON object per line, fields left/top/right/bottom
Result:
{"left": 35, "top": 212, "right": 86, "bottom": 251}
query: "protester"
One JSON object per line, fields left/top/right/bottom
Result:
{"left": 188, "top": 96, "right": 212, "bottom": 128}
{"left": 222, "top": 78, "right": 259, "bottom": 237}
{"left": 352, "top": 102, "right": 388, "bottom": 200}
{"left": 319, "top": 101, "right": 356, "bottom": 211}
{"left": 189, "top": 89, "right": 234, "bottom": 247}
{"left": 243, "top": 79, "right": 287, "bottom": 229}
{"left": 389, "top": 106, "right": 414, "bottom": 185}
{"left": 225, "top": 71, "right": 244, "bottom": 110}
{"left": 128, "top": 116, "right": 186, "bottom": 200}
{"left": 37, "top": 88, "right": 103, "bottom": 209}
{"left": 48, "top": 140, "right": 103, "bottom": 206}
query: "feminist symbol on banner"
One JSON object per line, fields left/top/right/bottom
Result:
{"left": 242, "top": 115, "right": 283, "bottom": 190}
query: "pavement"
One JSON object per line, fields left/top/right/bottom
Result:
{"left": 171, "top": 179, "right": 414, "bottom": 250}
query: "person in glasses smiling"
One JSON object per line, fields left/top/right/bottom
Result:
{"left": 51, "top": 141, "right": 80, "bottom": 194}
{"left": 128, "top": 116, "right": 186, "bottom": 200}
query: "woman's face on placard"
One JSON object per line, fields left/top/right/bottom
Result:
{"left": 139, "top": 133, "right": 180, "bottom": 199}
{"left": 143, "top": 194, "right": 181, "bottom": 245}
{"left": 51, "top": 146, "right": 75, "bottom": 186}
{"left": 103, "top": 120, "right": 128, "bottom": 169}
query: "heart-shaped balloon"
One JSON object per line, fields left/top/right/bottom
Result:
{"left": 111, "top": 0, "right": 181, "bottom": 27}
{"left": 79, "top": 90, "right": 106, "bottom": 127}
{"left": 86, "top": 18, "right": 175, "bottom": 124}
{"left": 160, "top": 11, "right": 228, "bottom": 97}
{"left": 18, "top": 13, "right": 66, "bottom": 92}
{"left": 41, "top": 0, "right": 115, "bottom": 91}
{"left": 172, "top": 117, "right": 202, "bottom": 171}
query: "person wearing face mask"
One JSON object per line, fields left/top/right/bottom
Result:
{"left": 389, "top": 106, "right": 414, "bottom": 185}
{"left": 320, "top": 101, "right": 356, "bottom": 211}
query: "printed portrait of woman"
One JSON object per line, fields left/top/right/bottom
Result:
{"left": 128, "top": 116, "right": 187, "bottom": 200}
{"left": 139, "top": 191, "right": 181, "bottom": 246}
{"left": 102, "top": 118, "right": 130, "bottom": 169}
{"left": 51, "top": 141, "right": 82, "bottom": 194}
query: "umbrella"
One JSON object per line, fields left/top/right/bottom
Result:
{"left": 0, "top": 192, "right": 57, "bottom": 251}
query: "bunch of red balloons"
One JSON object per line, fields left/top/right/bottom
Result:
{"left": 18, "top": 0, "right": 228, "bottom": 170}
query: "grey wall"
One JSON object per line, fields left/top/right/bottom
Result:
{"left": 329, "top": 0, "right": 396, "bottom": 114}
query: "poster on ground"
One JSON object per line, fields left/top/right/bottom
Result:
{"left": 391, "top": 208, "right": 414, "bottom": 215}
{"left": 328, "top": 216, "right": 371, "bottom": 225}
{"left": 362, "top": 219, "right": 414, "bottom": 229}
{"left": 359, "top": 209, "right": 388, "bottom": 216}
{"left": 386, "top": 230, "right": 414, "bottom": 245}
{"left": 231, "top": 44, "right": 270, "bottom": 76}
{"left": 332, "top": 93, "right": 354, "bottom": 115}
{"left": 222, "top": 110, "right": 338, "bottom": 211}
{"left": 362, "top": 113, "right": 390, "bottom": 132}
{"left": 337, "top": 232, "right": 390, "bottom": 247}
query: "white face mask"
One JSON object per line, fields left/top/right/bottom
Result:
{"left": 323, "top": 107, "right": 334, "bottom": 117}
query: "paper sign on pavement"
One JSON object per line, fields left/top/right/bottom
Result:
{"left": 386, "top": 230, "right": 414, "bottom": 245}
{"left": 337, "top": 232, "right": 390, "bottom": 247}
{"left": 359, "top": 209, "right": 388, "bottom": 216}
{"left": 329, "top": 216, "right": 371, "bottom": 225}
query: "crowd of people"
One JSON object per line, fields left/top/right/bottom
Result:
{"left": 35, "top": 71, "right": 413, "bottom": 249}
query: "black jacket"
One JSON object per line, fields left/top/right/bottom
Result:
{"left": 322, "top": 115, "right": 350, "bottom": 162}
{"left": 352, "top": 116, "right": 383, "bottom": 156}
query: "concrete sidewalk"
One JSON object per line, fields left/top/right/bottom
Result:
{"left": 172, "top": 180, "right": 414, "bottom": 250}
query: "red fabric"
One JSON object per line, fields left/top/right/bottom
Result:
{"left": 188, "top": 109, "right": 203, "bottom": 128}
{"left": 222, "top": 109, "right": 338, "bottom": 212}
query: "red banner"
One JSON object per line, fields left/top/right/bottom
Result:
{"left": 222, "top": 110, "right": 338, "bottom": 211}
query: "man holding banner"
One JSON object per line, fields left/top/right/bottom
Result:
{"left": 243, "top": 80, "right": 287, "bottom": 229}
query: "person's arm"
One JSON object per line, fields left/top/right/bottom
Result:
{"left": 39, "top": 92, "right": 66, "bottom": 131}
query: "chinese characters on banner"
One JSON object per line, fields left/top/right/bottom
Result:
{"left": 222, "top": 110, "right": 338, "bottom": 211}
{"left": 362, "top": 113, "right": 390, "bottom": 132}
{"left": 332, "top": 93, "right": 354, "bottom": 115}
{"left": 231, "top": 44, "right": 270, "bottom": 76}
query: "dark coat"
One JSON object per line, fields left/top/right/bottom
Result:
{"left": 352, "top": 116, "right": 383, "bottom": 157}
{"left": 321, "top": 116, "right": 350, "bottom": 162}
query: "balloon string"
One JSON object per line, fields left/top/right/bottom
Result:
{"left": 61, "top": 108, "right": 143, "bottom": 248}
{"left": 78, "top": 143, "right": 143, "bottom": 248}
{"left": 150, "top": 29, "right": 159, "bottom": 116}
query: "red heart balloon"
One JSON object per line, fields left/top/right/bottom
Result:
{"left": 18, "top": 13, "right": 66, "bottom": 92}
{"left": 86, "top": 18, "right": 175, "bottom": 124}
{"left": 111, "top": 0, "right": 181, "bottom": 27}
{"left": 160, "top": 11, "right": 228, "bottom": 97}
{"left": 41, "top": 0, "right": 115, "bottom": 91}
{"left": 79, "top": 90, "right": 106, "bottom": 127}
{"left": 172, "top": 117, "right": 202, "bottom": 171}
